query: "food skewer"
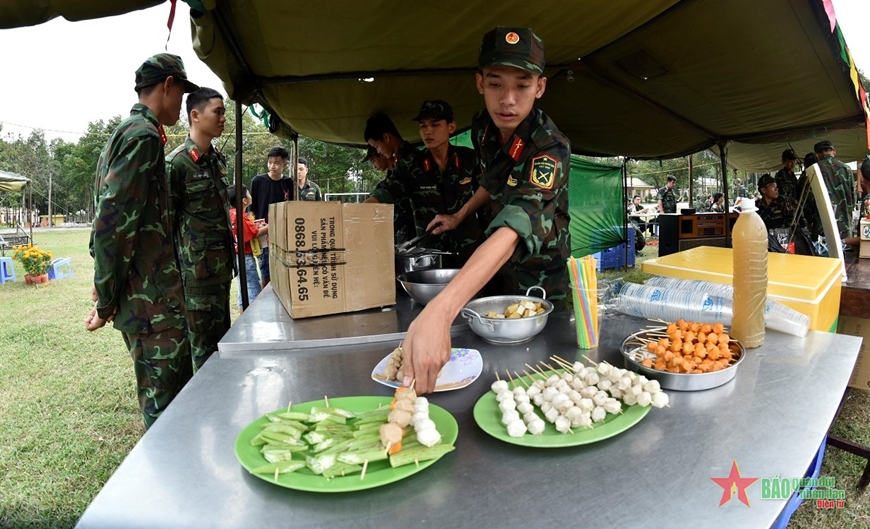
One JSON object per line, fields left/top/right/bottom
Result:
{"left": 582, "top": 356, "right": 599, "bottom": 366}
{"left": 505, "top": 369, "right": 515, "bottom": 387}
{"left": 514, "top": 372, "right": 531, "bottom": 389}
{"left": 525, "top": 363, "right": 549, "bottom": 379}
{"left": 549, "top": 356, "right": 574, "bottom": 372}
{"left": 551, "top": 355, "right": 576, "bottom": 372}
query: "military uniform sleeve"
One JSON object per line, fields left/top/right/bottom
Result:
{"left": 369, "top": 161, "right": 412, "bottom": 204}
{"left": 91, "top": 135, "right": 160, "bottom": 320}
{"left": 485, "top": 144, "right": 568, "bottom": 262}
{"left": 314, "top": 183, "right": 323, "bottom": 201}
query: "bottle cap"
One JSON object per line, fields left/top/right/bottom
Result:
{"left": 739, "top": 197, "right": 757, "bottom": 213}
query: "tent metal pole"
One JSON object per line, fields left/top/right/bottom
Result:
{"left": 689, "top": 154, "right": 700, "bottom": 206}
{"left": 28, "top": 181, "right": 32, "bottom": 243}
{"left": 718, "top": 142, "right": 731, "bottom": 247}
{"left": 623, "top": 160, "right": 631, "bottom": 268}
{"left": 236, "top": 99, "right": 249, "bottom": 310}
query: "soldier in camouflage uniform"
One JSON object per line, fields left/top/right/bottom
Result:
{"left": 774, "top": 149, "right": 800, "bottom": 211}
{"left": 85, "top": 54, "right": 199, "bottom": 429}
{"left": 367, "top": 100, "right": 484, "bottom": 266}
{"left": 364, "top": 114, "right": 417, "bottom": 245}
{"left": 755, "top": 173, "right": 791, "bottom": 230}
{"left": 166, "top": 87, "right": 234, "bottom": 372}
{"left": 296, "top": 157, "right": 322, "bottom": 201}
{"left": 804, "top": 140, "right": 856, "bottom": 243}
{"left": 656, "top": 175, "right": 677, "bottom": 214}
{"left": 402, "top": 27, "right": 571, "bottom": 394}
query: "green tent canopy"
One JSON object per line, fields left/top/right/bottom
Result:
{"left": 3, "top": 0, "right": 867, "bottom": 169}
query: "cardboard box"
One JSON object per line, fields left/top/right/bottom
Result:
{"left": 837, "top": 316, "right": 870, "bottom": 390}
{"left": 641, "top": 246, "right": 842, "bottom": 332}
{"left": 269, "top": 201, "right": 395, "bottom": 319}
{"left": 860, "top": 219, "right": 870, "bottom": 259}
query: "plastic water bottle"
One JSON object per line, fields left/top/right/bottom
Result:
{"left": 731, "top": 197, "right": 768, "bottom": 348}
{"left": 644, "top": 276, "right": 809, "bottom": 337}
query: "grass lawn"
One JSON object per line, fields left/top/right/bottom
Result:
{"left": 0, "top": 229, "right": 868, "bottom": 528}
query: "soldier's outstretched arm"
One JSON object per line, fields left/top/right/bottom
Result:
{"left": 401, "top": 227, "right": 519, "bottom": 394}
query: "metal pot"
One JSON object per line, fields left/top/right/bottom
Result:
{"left": 461, "top": 287, "right": 554, "bottom": 345}
{"left": 395, "top": 252, "right": 442, "bottom": 277}
{"left": 398, "top": 269, "right": 461, "bottom": 305}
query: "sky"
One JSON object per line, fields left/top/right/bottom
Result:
{"left": 0, "top": 0, "right": 869, "bottom": 144}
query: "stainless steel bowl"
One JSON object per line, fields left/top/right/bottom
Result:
{"left": 620, "top": 327, "right": 745, "bottom": 391}
{"left": 397, "top": 269, "right": 461, "bottom": 305}
{"left": 395, "top": 251, "right": 443, "bottom": 277}
{"left": 461, "top": 287, "right": 554, "bottom": 345}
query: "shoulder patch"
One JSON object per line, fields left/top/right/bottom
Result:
{"left": 529, "top": 154, "right": 558, "bottom": 190}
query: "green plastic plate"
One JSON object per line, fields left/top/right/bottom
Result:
{"left": 473, "top": 371, "right": 651, "bottom": 448}
{"left": 235, "top": 396, "right": 458, "bottom": 492}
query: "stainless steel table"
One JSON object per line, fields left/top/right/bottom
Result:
{"left": 219, "top": 285, "right": 467, "bottom": 354}
{"left": 77, "top": 313, "right": 862, "bottom": 529}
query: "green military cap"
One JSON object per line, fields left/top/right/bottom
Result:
{"left": 135, "top": 53, "right": 199, "bottom": 93}
{"left": 813, "top": 140, "right": 834, "bottom": 153}
{"left": 758, "top": 174, "right": 776, "bottom": 188}
{"left": 361, "top": 144, "right": 379, "bottom": 164}
{"left": 478, "top": 27, "right": 545, "bottom": 75}
{"left": 412, "top": 100, "right": 455, "bottom": 122}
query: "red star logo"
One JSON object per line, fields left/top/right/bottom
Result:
{"left": 710, "top": 460, "right": 758, "bottom": 507}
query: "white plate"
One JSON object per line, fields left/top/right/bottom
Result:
{"left": 371, "top": 347, "right": 482, "bottom": 392}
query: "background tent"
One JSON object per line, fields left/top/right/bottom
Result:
{"left": 0, "top": 170, "right": 29, "bottom": 192}
{"left": 0, "top": 169, "right": 33, "bottom": 244}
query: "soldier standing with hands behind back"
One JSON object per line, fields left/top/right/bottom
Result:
{"left": 166, "top": 87, "right": 234, "bottom": 372}
{"left": 85, "top": 54, "right": 198, "bottom": 429}
{"left": 407, "top": 27, "right": 571, "bottom": 394}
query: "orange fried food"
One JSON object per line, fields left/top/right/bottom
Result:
{"left": 641, "top": 320, "right": 739, "bottom": 376}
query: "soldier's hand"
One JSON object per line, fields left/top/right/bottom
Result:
{"left": 427, "top": 213, "right": 460, "bottom": 235}
{"left": 84, "top": 306, "right": 107, "bottom": 332}
{"left": 91, "top": 285, "right": 98, "bottom": 303}
{"left": 401, "top": 304, "right": 452, "bottom": 394}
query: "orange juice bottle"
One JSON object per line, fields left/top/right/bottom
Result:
{"left": 731, "top": 197, "right": 767, "bottom": 348}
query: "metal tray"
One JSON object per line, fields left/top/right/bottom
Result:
{"left": 620, "top": 327, "right": 745, "bottom": 391}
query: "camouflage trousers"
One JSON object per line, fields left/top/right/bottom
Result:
{"left": 184, "top": 281, "right": 232, "bottom": 372}
{"left": 122, "top": 325, "right": 192, "bottom": 429}
{"left": 501, "top": 264, "right": 569, "bottom": 311}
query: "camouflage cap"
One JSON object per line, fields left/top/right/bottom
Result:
{"left": 478, "top": 27, "right": 545, "bottom": 75}
{"left": 813, "top": 140, "right": 834, "bottom": 153}
{"left": 781, "top": 149, "right": 797, "bottom": 161}
{"left": 135, "top": 53, "right": 199, "bottom": 93}
{"left": 758, "top": 174, "right": 776, "bottom": 188}
{"left": 412, "top": 100, "right": 455, "bottom": 122}
{"left": 361, "top": 144, "right": 379, "bottom": 164}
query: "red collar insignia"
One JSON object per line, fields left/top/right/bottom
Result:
{"left": 157, "top": 125, "right": 167, "bottom": 146}
{"left": 190, "top": 146, "right": 201, "bottom": 163}
{"left": 509, "top": 137, "right": 525, "bottom": 161}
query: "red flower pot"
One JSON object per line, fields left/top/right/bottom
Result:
{"left": 24, "top": 273, "right": 49, "bottom": 285}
